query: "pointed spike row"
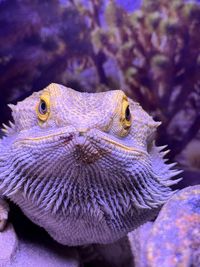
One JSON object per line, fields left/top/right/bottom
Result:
{"left": 161, "top": 189, "right": 178, "bottom": 199}
{"left": 143, "top": 193, "right": 158, "bottom": 202}
{"left": 6, "top": 186, "right": 21, "bottom": 197}
{"left": 143, "top": 193, "right": 167, "bottom": 206}
{"left": 167, "top": 162, "right": 178, "bottom": 169}
{"left": 147, "top": 198, "right": 167, "bottom": 206}
{"left": 146, "top": 203, "right": 159, "bottom": 209}
{"left": 8, "top": 121, "right": 15, "bottom": 128}
{"left": 0, "top": 182, "right": 5, "bottom": 191}
{"left": 129, "top": 192, "right": 152, "bottom": 209}
{"left": 156, "top": 121, "right": 162, "bottom": 127}
{"left": 152, "top": 121, "right": 162, "bottom": 128}
{"left": 135, "top": 202, "right": 153, "bottom": 209}
{"left": 162, "top": 170, "right": 183, "bottom": 181}
{"left": 162, "top": 149, "right": 170, "bottom": 156}
{"left": 161, "top": 178, "right": 183, "bottom": 186}
{"left": 163, "top": 158, "right": 169, "bottom": 163}
{"left": 1, "top": 128, "right": 7, "bottom": 133}
{"left": 1, "top": 121, "right": 15, "bottom": 135}
{"left": 2, "top": 123, "right": 8, "bottom": 129}
{"left": 171, "top": 169, "right": 183, "bottom": 176}
{"left": 8, "top": 104, "right": 15, "bottom": 111}
{"left": 3, "top": 187, "right": 13, "bottom": 196}
{"left": 145, "top": 190, "right": 165, "bottom": 199}
{"left": 157, "top": 145, "right": 168, "bottom": 152}
{"left": 171, "top": 189, "right": 179, "bottom": 195}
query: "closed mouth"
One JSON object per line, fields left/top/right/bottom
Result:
{"left": 101, "top": 136, "right": 148, "bottom": 155}
{"left": 14, "top": 131, "right": 147, "bottom": 157}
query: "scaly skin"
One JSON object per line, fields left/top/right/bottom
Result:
{"left": 0, "top": 83, "right": 181, "bottom": 246}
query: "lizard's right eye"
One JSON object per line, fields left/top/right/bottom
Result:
{"left": 37, "top": 92, "right": 50, "bottom": 122}
{"left": 121, "top": 96, "right": 132, "bottom": 130}
{"left": 39, "top": 100, "right": 47, "bottom": 115}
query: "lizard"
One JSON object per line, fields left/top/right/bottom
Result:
{"left": 0, "top": 83, "right": 182, "bottom": 246}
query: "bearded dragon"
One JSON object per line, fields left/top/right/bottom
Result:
{"left": 0, "top": 83, "right": 181, "bottom": 246}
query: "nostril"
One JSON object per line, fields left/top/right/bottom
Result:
{"left": 78, "top": 128, "right": 88, "bottom": 136}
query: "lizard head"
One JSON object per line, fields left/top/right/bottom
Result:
{"left": 0, "top": 83, "right": 182, "bottom": 244}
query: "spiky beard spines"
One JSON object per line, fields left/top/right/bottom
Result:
{"left": 0, "top": 141, "right": 181, "bottom": 233}
{"left": 150, "top": 145, "right": 182, "bottom": 185}
{"left": 0, "top": 158, "right": 173, "bottom": 214}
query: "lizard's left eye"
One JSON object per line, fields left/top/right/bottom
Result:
{"left": 37, "top": 92, "right": 50, "bottom": 122}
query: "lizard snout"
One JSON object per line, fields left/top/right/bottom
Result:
{"left": 73, "top": 135, "right": 103, "bottom": 164}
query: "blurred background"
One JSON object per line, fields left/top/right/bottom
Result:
{"left": 0, "top": 0, "right": 200, "bottom": 189}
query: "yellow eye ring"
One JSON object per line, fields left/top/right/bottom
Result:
{"left": 121, "top": 96, "right": 131, "bottom": 130}
{"left": 37, "top": 92, "right": 50, "bottom": 122}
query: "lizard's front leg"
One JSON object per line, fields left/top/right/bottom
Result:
{"left": 0, "top": 197, "right": 9, "bottom": 231}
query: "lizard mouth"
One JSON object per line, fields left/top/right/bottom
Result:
{"left": 72, "top": 135, "right": 107, "bottom": 164}
{"left": 101, "top": 136, "right": 148, "bottom": 155}
{"left": 14, "top": 128, "right": 146, "bottom": 165}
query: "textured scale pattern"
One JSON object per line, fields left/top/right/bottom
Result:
{"left": 0, "top": 83, "right": 181, "bottom": 245}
